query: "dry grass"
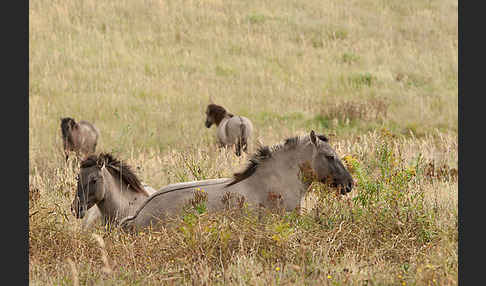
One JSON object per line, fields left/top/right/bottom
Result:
{"left": 29, "top": 0, "right": 457, "bottom": 284}
{"left": 320, "top": 97, "right": 390, "bottom": 125}
{"left": 29, "top": 132, "right": 457, "bottom": 285}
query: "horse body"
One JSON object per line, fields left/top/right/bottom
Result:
{"left": 205, "top": 104, "right": 253, "bottom": 156}
{"left": 120, "top": 131, "right": 353, "bottom": 231}
{"left": 217, "top": 115, "right": 253, "bottom": 153}
{"left": 71, "top": 153, "right": 152, "bottom": 228}
{"left": 61, "top": 117, "right": 100, "bottom": 160}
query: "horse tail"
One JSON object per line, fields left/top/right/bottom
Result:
{"left": 235, "top": 117, "right": 247, "bottom": 156}
{"left": 240, "top": 121, "right": 247, "bottom": 152}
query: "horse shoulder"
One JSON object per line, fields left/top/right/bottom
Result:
{"left": 217, "top": 119, "right": 230, "bottom": 145}
{"left": 81, "top": 206, "right": 102, "bottom": 229}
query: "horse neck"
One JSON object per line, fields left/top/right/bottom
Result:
{"left": 242, "top": 140, "right": 314, "bottom": 199}
{"left": 215, "top": 115, "right": 232, "bottom": 127}
{"left": 68, "top": 129, "right": 80, "bottom": 148}
{"left": 97, "top": 168, "right": 148, "bottom": 225}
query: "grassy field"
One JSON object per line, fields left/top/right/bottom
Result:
{"left": 29, "top": 0, "right": 458, "bottom": 285}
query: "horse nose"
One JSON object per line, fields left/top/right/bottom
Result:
{"left": 345, "top": 181, "right": 353, "bottom": 193}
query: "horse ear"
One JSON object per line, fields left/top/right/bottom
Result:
{"left": 96, "top": 157, "right": 105, "bottom": 169}
{"left": 310, "top": 130, "right": 317, "bottom": 146}
{"left": 209, "top": 96, "right": 214, "bottom": 104}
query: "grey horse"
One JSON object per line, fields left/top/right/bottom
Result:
{"left": 61, "top": 117, "right": 100, "bottom": 161}
{"left": 80, "top": 182, "right": 157, "bottom": 229}
{"left": 205, "top": 104, "right": 253, "bottom": 156}
{"left": 120, "top": 131, "right": 353, "bottom": 231}
{"left": 71, "top": 153, "right": 155, "bottom": 228}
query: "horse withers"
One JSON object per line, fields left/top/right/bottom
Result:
{"left": 61, "top": 117, "right": 100, "bottom": 161}
{"left": 120, "top": 130, "right": 354, "bottom": 231}
{"left": 204, "top": 104, "right": 253, "bottom": 156}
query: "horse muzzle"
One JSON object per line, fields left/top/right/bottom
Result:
{"left": 339, "top": 181, "right": 353, "bottom": 195}
{"left": 205, "top": 121, "right": 212, "bottom": 128}
{"left": 322, "top": 178, "right": 353, "bottom": 195}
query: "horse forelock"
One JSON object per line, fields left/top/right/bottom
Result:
{"left": 80, "top": 153, "right": 149, "bottom": 196}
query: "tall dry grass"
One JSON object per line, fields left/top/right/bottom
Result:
{"left": 30, "top": 0, "right": 457, "bottom": 284}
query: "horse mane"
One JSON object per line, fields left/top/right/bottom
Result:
{"left": 225, "top": 134, "right": 329, "bottom": 187}
{"left": 80, "top": 153, "right": 149, "bottom": 196}
{"left": 207, "top": 104, "right": 232, "bottom": 125}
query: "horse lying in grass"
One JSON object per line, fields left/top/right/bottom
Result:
{"left": 71, "top": 153, "right": 156, "bottom": 228}
{"left": 80, "top": 182, "right": 157, "bottom": 229}
{"left": 61, "top": 117, "right": 100, "bottom": 161}
{"left": 119, "top": 130, "right": 354, "bottom": 231}
{"left": 204, "top": 103, "right": 253, "bottom": 156}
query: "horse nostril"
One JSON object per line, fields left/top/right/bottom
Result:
{"left": 340, "top": 187, "right": 347, "bottom": 195}
{"left": 346, "top": 182, "right": 353, "bottom": 193}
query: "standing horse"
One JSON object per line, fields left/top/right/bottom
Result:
{"left": 70, "top": 153, "right": 154, "bottom": 228}
{"left": 204, "top": 104, "right": 253, "bottom": 156}
{"left": 61, "top": 117, "right": 100, "bottom": 161}
{"left": 120, "top": 131, "right": 353, "bottom": 231}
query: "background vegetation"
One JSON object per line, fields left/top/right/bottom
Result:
{"left": 29, "top": 0, "right": 457, "bottom": 284}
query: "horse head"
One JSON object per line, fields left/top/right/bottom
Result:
{"left": 309, "top": 130, "right": 354, "bottom": 194}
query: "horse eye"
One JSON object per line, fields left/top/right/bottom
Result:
{"left": 326, "top": 155, "right": 335, "bottom": 160}
{"left": 92, "top": 175, "right": 102, "bottom": 183}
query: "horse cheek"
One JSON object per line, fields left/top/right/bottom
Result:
{"left": 94, "top": 182, "right": 105, "bottom": 203}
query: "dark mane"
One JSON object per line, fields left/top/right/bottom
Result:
{"left": 317, "top": 134, "right": 328, "bottom": 142}
{"left": 207, "top": 104, "right": 231, "bottom": 125}
{"left": 225, "top": 136, "right": 302, "bottom": 187}
{"left": 80, "top": 153, "right": 149, "bottom": 196}
{"left": 225, "top": 134, "right": 329, "bottom": 187}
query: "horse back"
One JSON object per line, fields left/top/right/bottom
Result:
{"left": 122, "top": 179, "right": 233, "bottom": 230}
{"left": 77, "top": 121, "right": 100, "bottom": 152}
{"left": 224, "top": 116, "right": 253, "bottom": 142}
{"left": 157, "top": 178, "right": 232, "bottom": 194}
{"left": 78, "top": 121, "right": 100, "bottom": 138}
